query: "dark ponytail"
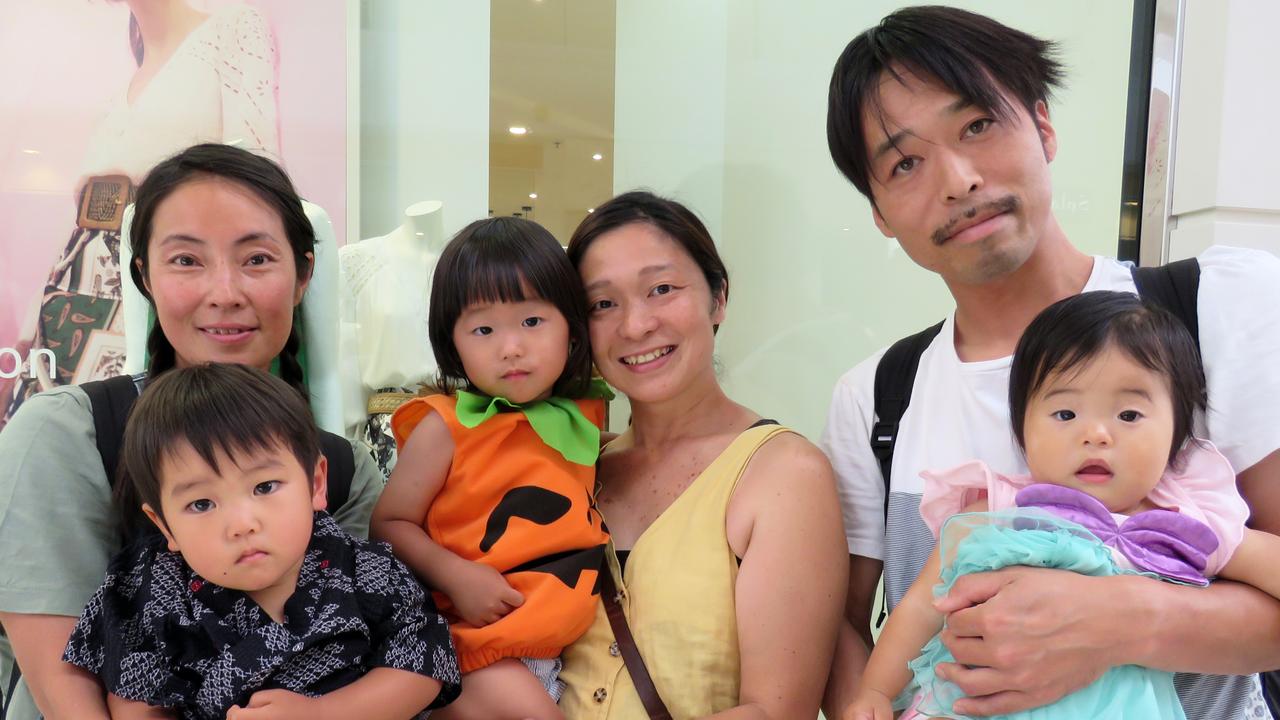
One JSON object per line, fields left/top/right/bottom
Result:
{"left": 277, "top": 318, "right": 307, "bottom": 396}
{"left": 144, "top": 322, "right": 177, "bottom": 377}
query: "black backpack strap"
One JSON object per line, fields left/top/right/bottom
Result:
{"left": 1132, "top": 258, "right": 1201, "bottom": 349}
{"left": 871, "top": 321, "right": 945, "bottom": 519}
{"left": 82, "top": 374, "right": 146, "bottom": 486}
{"left": 2, "top": 660, "right": 20, "bottom": 720}
{"left": 317, "top": 430, "right": 353, "bottom": 513}
{"left": 867, "top": 320, "right": 944, "bottom": 629}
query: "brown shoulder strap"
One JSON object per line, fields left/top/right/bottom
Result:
{"left": 601, "top": 568, "right": 673, "bottom": 720}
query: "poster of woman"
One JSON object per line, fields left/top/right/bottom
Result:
{"left": 0, "top": 0, "right": 347, "bottom": 428}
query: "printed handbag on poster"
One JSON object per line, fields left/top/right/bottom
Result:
{"left": 77, "top": 175, "right": 135, "bottom": 231}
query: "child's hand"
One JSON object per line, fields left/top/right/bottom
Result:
{"left": 447, "top": 560, "right": 525, "bottom": 627}
{"left": 842, "top": 687, "right": 894, "bottom": 720}
{"left": 226, "top": 689, "right": 317, "bottom": 719}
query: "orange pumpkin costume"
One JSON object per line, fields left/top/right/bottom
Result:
{"left": 391, "top": 394, "right": 608, "bottom": 673}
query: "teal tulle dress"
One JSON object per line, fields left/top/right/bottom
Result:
{"left": 896, "top": 509, "right": 1188, "bottom": 720}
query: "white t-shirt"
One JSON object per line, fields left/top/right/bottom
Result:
{"left": 821, "top": 245, "right": 1280, "bottom": 720}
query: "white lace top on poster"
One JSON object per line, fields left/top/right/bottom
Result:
{"left": 79, "top": 3, "right": 280, "bottom": 181}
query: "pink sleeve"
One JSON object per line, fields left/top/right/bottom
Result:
{"left": 918, "top": 461, "right": 1027, "bottom": 538}
{"left": 1146, "top": 440, "right": 1249, "bottom": 576}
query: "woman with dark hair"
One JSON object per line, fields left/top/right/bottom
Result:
{"left": 556, "top": 191, "right": 848, "bottom": 719}
{"left": 0, "top": 144, "right": 382, "bottom": 720}
{"left": 1, "top": 0, "right": 279, "bottom": 425}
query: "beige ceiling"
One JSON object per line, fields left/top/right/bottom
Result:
{"left": 490, "top": 0, "right": 616, "bottom": 244}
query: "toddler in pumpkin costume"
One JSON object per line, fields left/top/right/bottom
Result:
{"left": 371, "top": 217, "right": 609, "bottom": 720}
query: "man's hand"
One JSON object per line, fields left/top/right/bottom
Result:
{"left": 842, "top": 687, "right": 894, "bottom": 720}
{"left": 226, "top": 689, "right": 318, "bottom": 719}
{"left": 444, "top": 560, "right": 524, "bottom": 627}
{"left": 931, "top": 567, "right": 1122, "bottom": 716}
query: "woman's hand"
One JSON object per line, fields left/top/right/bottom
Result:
{"left": 842, "top": 688, "right": 894, "bottom": 720}
{"left": 444, "top": 560, "right": 525, "bottom": 627}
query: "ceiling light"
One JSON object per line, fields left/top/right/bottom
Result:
{"left": 529, "top": 193, "right": 538, "bottom": 199}
{"left": 592, "top": 153, "right": 603, "bottom": 161}
{"left": 20, "top": 149, "right": 39, "bottom": 155}
{"left": 509, "top": 126, "right": 528, "bottom": 135}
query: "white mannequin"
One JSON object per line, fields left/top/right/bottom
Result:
{"left": 374, "top": 200, "right": 447, "bottom": 267}
{"left": 339, "top": 201, "right": 447, "bottom": 474}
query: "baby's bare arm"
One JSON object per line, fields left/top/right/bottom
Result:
{"left": 857, "top": 546, "right": 946, "bottom": 702}
{"left": 1220, "top": 527, "right": 1280, "bottom": 601}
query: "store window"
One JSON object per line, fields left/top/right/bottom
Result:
{"left": 2, "top": 0, "right": 1142, "bottom": 442}
{"left": 489, "top": 0, "right": 615, "bottom": 244}
{"left": 490, "top": 0, "right": 1136, "bottom": 436}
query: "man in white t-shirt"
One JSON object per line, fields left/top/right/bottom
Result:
{"left": 820, "top": 7, "right": 1280, "bottom": 720}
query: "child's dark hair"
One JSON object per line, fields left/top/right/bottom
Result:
{"left": 827, "top": 5, "right": 1064, "bottom": 202}
{"left": 115, "top": 364, "right": 320, "bottom": 536}
{"left": 428, "top": 217, "right": 593, "bottom": 398}
{"left": 1009, "top": 291, "right": 1206, "bottom": 464}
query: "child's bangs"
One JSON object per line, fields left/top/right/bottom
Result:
{"left": 1028, "top": 337, "right": 1102, "bottom": 398}
{"left": 465, "top": 260, "right": 529, "bottom": 304}
{"left": 133, "top": 364, "right": 320, "bottom": 488}
{"left": 154, "top": 400, "right": 296, "bottom": 480}
{"left": 1106, "top": 317, "right": 1178, "bottom": 381}
{"left": 461, "top": 254, "right": 537, "bottom": 308}
{"left": 1034, "top": 323, "right": 1171, "bottom": 397}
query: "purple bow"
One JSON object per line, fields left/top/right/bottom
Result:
{"left": 1014, "top": 484, "right": 1219, "bottom": 586}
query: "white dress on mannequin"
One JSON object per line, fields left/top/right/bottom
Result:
{"left": 339, "top": 201, "right": 446, "bottom": 477}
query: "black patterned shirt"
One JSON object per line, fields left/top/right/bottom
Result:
{"left": 63, "top": 513, "right": 460, "bottom": 720}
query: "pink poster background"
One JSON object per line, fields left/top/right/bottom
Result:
{"left": 0, "top": 0, "right": 347, "bottom": 352}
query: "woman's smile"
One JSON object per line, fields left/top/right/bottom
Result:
{"left": 620, "top": 345, "right": 675, "bottom": 369}
{"left": 199, "top": 323, "right": 258, "bottom": 343}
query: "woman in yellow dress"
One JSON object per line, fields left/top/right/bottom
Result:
{"left": 559, "top": 191, "right": 848, "bottom": 719}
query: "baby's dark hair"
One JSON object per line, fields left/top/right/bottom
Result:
{"left": 1009, "top": 291, "right": 1206, "bottom": 464}
{"left": 116, "top": 363, "right": 320, "bottom": 535}
{"left": 428, "top": 217, "right": 593, "bottom": 398}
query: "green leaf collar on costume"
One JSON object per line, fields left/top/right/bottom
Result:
{"left": 454, "top": 379, "right": 614, "bottom": 466}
